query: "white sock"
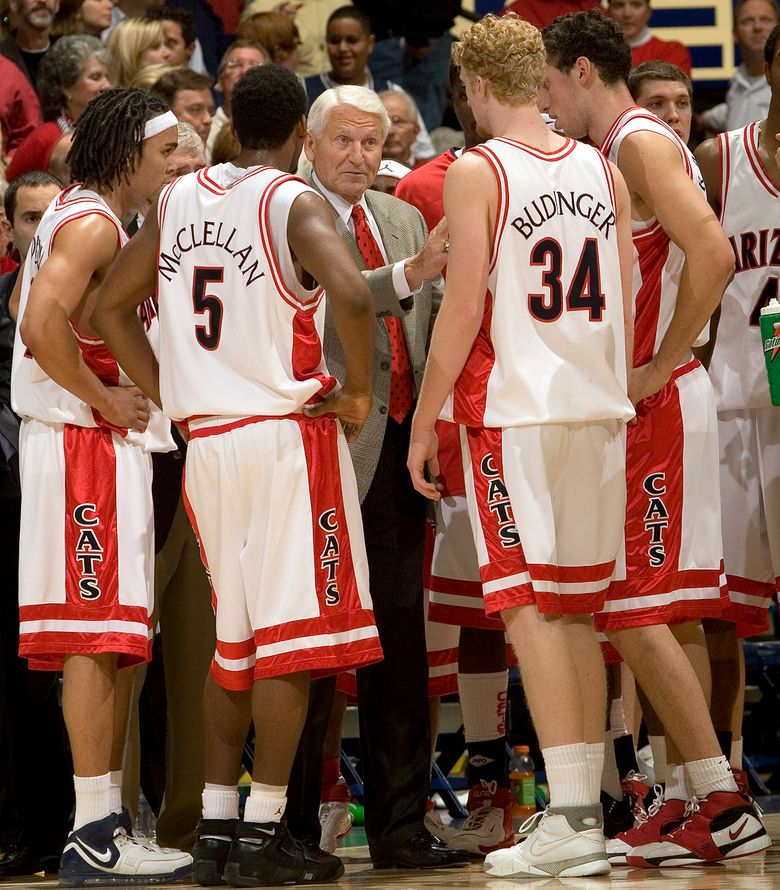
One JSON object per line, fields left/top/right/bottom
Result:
{"left": 543, "top": 743, "right": 592, "bottom": 808}
{"left": 586, "top": 742, "right": 605, "bottom": 804}
{"left": 609, "top": 697, "right": 628, "bottom": 734}
{"left": 664, "top": 764, "right": 689, "bottom": 801}
{"left": 730, "top": 738, "right": 743, "bottom": 772}
{"left": 685, "top": 756, "right": 738, "bottom": 799}
{"left": 601, "top": 731, "right": 623, "bottom": 799}
{"left": 73, "top": 773, "right": 112, "bottom": 831}
{"left": 202, "top": 783, "right": 240, "bottom": 820}
{"left": 648, "top": 736, "right": 667, "bottom": 784}
{"left": 457, "top": 672, "right": 507, "bottom": 742}
{"left": 244, "top": 782, "right": 287, "bottom": 824}
{"left": 109, "top": 770, "right": 123, "bottom": 814}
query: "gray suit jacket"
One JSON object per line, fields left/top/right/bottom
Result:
{"left": 310, "top": 180, "right": 443, "bottom": 502}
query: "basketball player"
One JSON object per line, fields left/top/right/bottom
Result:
{"left": 409, "top": 14, "right": 636, "bottom": 878}
{"left": 11, "top": 88, "right": 193, "bottom": 884}
{"left": 694, "top": 20, "right": 780, "bottom": 800}
{"left": 395, "top": 58, "right": 515, "bottom": 856}
{"left": 629, "top": 61, "right": 693, "bottom": 143}
{"left": 540, "top": 9, "right": 769, "bottom": 866}
{"left": 91, "top": 65, "right": 382, "bottom": 887}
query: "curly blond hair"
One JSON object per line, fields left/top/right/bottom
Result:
{"left": 453, "top": 13, "right": 545, "bottom": 107}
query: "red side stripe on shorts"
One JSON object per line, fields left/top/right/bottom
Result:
{"left": 299, "top": 416, "right": 361, "bottom": 616}
{"left": 63, "top": 425, "right": 119, "bottom": 610}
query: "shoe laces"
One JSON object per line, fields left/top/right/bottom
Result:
{"left": 634, "top": 784, "right": 665, "bottom": 826}
{"left": 479, "top": 779, "right": 499, "bottom": 796}
{"left": 516, "top": 809, "right": 545, "bottom": 838}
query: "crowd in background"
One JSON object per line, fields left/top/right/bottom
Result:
{"left": 1, "top": 0, "right": 778, "bottom": 879}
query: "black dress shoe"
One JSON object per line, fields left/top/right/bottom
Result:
{"left": 372, "top": 830, "right": 471, "bottom": 870}
{"left": 0, "top": 844, "right": 42, "bottom": 876}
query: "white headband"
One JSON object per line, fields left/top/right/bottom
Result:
{"left": 144, "top": 111, "right": 178, "bottom": 140}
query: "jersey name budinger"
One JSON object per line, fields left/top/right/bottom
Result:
{"left": 511, "top": 190, "right": 616, "bottom": 241}
{"left": 157, "top": 220, "right": 265, "bottom": 285}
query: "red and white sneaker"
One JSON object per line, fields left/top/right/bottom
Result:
{"left": 318, "top": 777, "right": 353, "bottom": 854}
{"left": 603, "top": 771, "right": 651, "bottom": 839}
{"left": 439, "top": 781, "right": 515, "bottom": 856}
{"left": 626, "top": 790, "right": 771, "bottom": 867}
{"left": 606, "top": 786, "right": 687, "bottom": 865}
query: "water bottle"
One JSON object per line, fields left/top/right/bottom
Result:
{"left": 760, "top": 298, "right": 780, "bottom": 406}
{"left": 509, "top": 745, "right": 536, "bottom": 825}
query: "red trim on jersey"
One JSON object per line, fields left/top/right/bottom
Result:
{"left": 188, "top": 413, "right": 304, "bottom": 439}
{"left": 632, "top": 222, "right": 670, "bottom": 367}
{"left": 743, "top": 121, "right": 780, "bottom": 198}
{"left": 528, "top": 561, "right": 617, "bottom": 583}
{"left": 48, "top": 209, "right": 122, "bottom": 256}
{"left": 595, "top": 151, "right": 616, "bottom": 213}
{"left": 291, "top": 310, "right": 338, "bottom": 404}
{"left": 717, "top": 132, "right": 729, "bottom": 222}
{"left": 258, "top": 174, "right": 326, "bottom": 309}
{"left": 492, "top": 135, "right": 576, "bottom": 162}
{"left": 452, "top": 288, "right": 496, "bottom": 426}
{"left": 601, "top": 108, "right": 691, "bottom": 177}
{"left": 470, "top": 145, "right": 509, "bottom": 274}
{"left": 62, "top": 425, "right": 120, "bottom": 611}
{"left": 428, "top": 597, "right": 504, "bottom": 631}
{"left": 724, "top": 573, "right": 775, "bottom": 638}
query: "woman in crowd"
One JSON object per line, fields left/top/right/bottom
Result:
{"left": 106, "top": 17, "right": 171, "bottom": 87}
{"left": 237, "top": 10, "right": 301, "bottom": 72}
{"left": 6, "top": 35, "right": 110, "bottom": 181}
{"left": 53, "top": 0, "right": 113, "bottom": 37}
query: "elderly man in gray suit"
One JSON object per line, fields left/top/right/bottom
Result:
{"left": 289, "top": 85, "right": 468, "bottom": 870}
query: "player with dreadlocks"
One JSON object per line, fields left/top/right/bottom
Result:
{"left": 11, "top": 88, "right": 193, "bottom": 885}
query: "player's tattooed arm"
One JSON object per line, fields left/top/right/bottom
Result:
{"left": 91, "top": 201, "right": 163, "bottom": 409}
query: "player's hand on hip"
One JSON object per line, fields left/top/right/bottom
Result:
{"left": 628, "top": 361, "right": 668, "bottom": 408}
{"left": 407, "top": 426, "right": 442, "bottom": 500}
{"left": 102, "top": 385, "right": 151, "bottom": 433}
{"left": 303, "top": 390, "right": 372, "bottom": 443}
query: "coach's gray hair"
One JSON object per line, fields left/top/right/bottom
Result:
{"left": 307, "top": 86, "right": 390, "bottom": 139}
{"left": 176, "top": 121, "right": 206, "bottom": 158}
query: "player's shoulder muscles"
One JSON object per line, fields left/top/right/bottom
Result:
{"left": 49, "top": 212, "right": 123, "bottom": 274}
{"left": 444, "top": 151, "right": 495, "bottom": 222}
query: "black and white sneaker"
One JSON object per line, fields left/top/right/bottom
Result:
{"left": 192, "top": 818, "right": 237, "bottom": 886}
{"left": 223, "top": 820, "right": 344, "bottom": 886}
{"left": 59, "top": 813, "right": 192, "bottom": 886}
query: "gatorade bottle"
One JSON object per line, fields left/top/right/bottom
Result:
{"left": 509, "top": 745, "right": 536, "bottom": 825}
{"left": 760, "top": 298, "right": 780, "bottom": 406}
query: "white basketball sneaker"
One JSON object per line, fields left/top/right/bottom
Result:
{"left": 483, "top": 807, "right": 611, "bottom": 879}
{"left": 59, "top": 813, "right": 192, "bottom": 885}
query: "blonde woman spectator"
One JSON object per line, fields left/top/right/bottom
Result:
{"left": 210, "top": 120, "right": 240, "bottom": 164}
{"left": 106, "top": 17, "right": 171, "bottom": 87}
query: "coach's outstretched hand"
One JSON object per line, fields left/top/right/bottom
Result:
{"left": 303, "top": 390, "right": 372, "bottom": 443}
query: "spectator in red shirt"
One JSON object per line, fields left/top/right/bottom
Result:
{"left": 0, "top": 56, "right": 42, "bottom": 161}
{"left": 607, "top": 0, "right": 692, "bottom": 75}
{"left": 501, "top": 0, "right": 600, "bottom": 29}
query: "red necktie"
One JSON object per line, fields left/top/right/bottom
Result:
{"left": 351, "top": 204, "right": 414, "bottom": 423}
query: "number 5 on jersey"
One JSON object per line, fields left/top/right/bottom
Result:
{"left": 193, "top": 266, "right": 224, "bottom": 350}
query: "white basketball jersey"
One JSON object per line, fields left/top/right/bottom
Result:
{"left": 442, "top": 136, "right": 633, "bottom": 429}
{"left": 11, "top": 185, "right": 171, "bottom": 451}
{"left": 708, "top": 122, "right": 779, "bottom": 411}
{"left": 156, "top": 164, "right": 336, "bottom": 424}
{"left": 601, "top": 108, "right": 706, "bottom": 368}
